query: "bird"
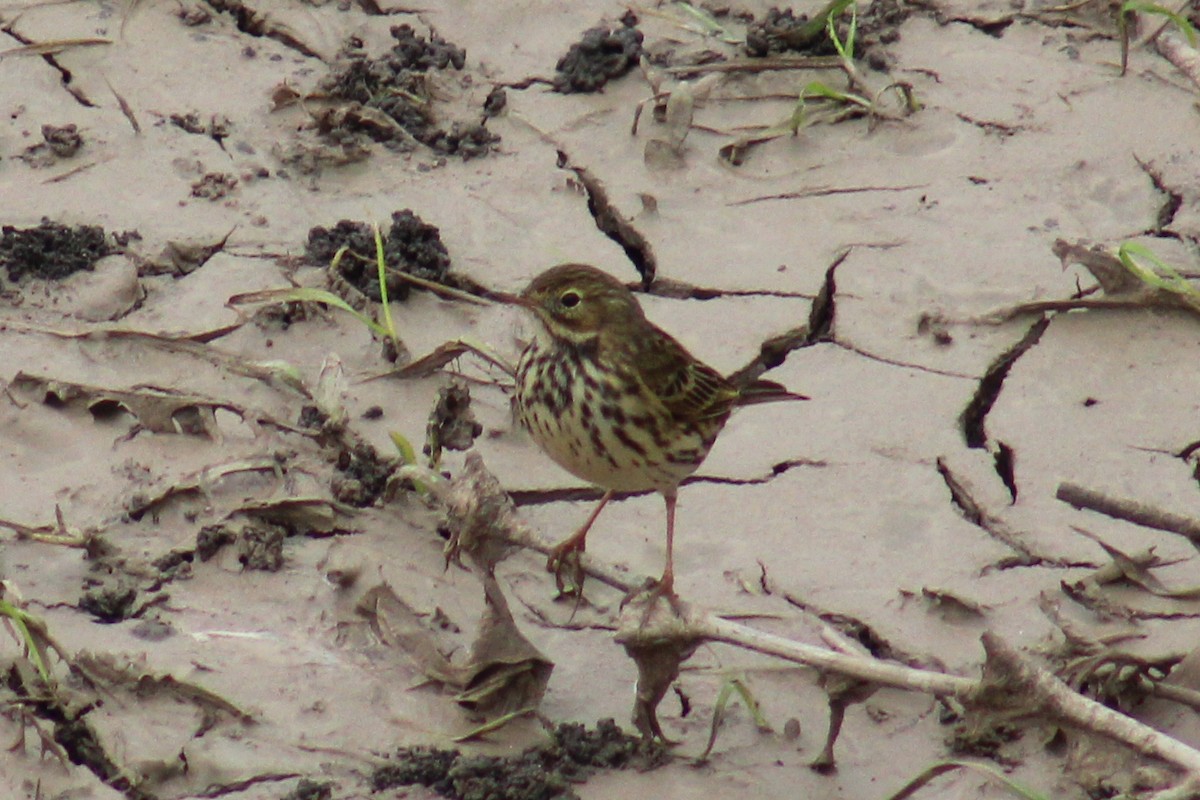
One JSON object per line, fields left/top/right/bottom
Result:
{"left": 507, "top": 264, "right": 807, "bottom": 606}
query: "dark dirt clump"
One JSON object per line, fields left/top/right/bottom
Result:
{"left": 196, "top": 524, "right": 238, "bottom": 561}
{"left": 191, "top": 171, "right": 238, "bottom": 200}
{"left": 305, "top": 209, "right": 451, "bottom": 301}
{"left": 425, "top": 382, "right": 483, "bottom": 464}
{"left": 746, "top": 3, "right": 908, "bottom": 66}
{"left": 282, "top": 777, "right": 334, "bottom": 800}
{"left": 0, "top": 219, "right": 111, "bottom": 282}
{"left": 371, "top": 719, "right": 665, "bottom": 799}
{"left": 41, "top": 124, "right": 84, "bottom": 157}
{"left": 332, "top": 441, "right": 395, "bottom": 507}
{"left": 321, "top": 26, "right": 498, "bottom": 159}
{"left": 18, "top": 124, "right": 84, "bottom": 168}
{"left": 237, "top": 521, "right": 286, "bottom": 571}
{"left": 79, "top": 579, "right": 138, "bottom": 623}
{"left": 746, "top": 7, "right": 828, "bottom": 57}
{"left": 195, "top": 521, "right": 287, "bottom": 570}
{"left": 554, "top": 14, "right": 644, "bottom": 93}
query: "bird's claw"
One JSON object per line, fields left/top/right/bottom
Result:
{"left": 547, "top": 540, "right": 587, "bottom": 598}
{"left": 620, "top": 576, "right": 685, "bottom": 625}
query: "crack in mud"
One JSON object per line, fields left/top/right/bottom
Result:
{"left": 203, "top": 0, "right": 325, "bottom": 60}
{"left": 936, "top": 457, "right": 1085, "bottom": 570}
{"left": 1134, "top": 154, "right": 1183, "bottom": 235}
{"left": 833, "top": 341, "right": 976, "bottom": 379}
{"left": 33, "top": 708, "right": 155, "bottom": 800}
{"left": 959, "top": 317, "right": 1050, "bottom": 449}
{"left": 727, "top": 251, "right": 844, "bottom": 386}
{"left": 510, "top": 459, "right": 824, "bottom": 507}
{"left": 954, "top": 112, "right": 1023, "bottom": 137}
{"left": 556, "top": 150, "right": 657, "bottom": 287}
{"left": 993, "top": 440, "right": 1018, "bottom": 502}
{"left": 0, "top": 27, "right": 98, "bottom": 107}
{"left": 189, "top": 772, "right": 302, "bottom": 797}
{"left": 643, "top": 279, "right": 813, "bottom": 301}
{"left": 768, "top": 584, "right": 924, "bottom": 665}
{"left": 807, "top": 251, "right": 842, "bottom": 342}
{"left": 728, "top": 184, "right": 928, "bottom": 207}
{"left": 946, "top": 16, "right": 1014, "bottom": 37}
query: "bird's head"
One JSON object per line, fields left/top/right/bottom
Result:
{"left": 511, "top": 264, "right": 645, "bottom": 342}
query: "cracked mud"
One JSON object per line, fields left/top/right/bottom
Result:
{"left": 3, "top": 2, "right": 1200, "bottom": 800}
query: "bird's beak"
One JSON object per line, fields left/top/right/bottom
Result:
{"left": 492, "top": 290, "right": 533, "bottom": 309}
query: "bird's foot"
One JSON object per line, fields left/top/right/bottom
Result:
{"left": 547, "top": 538, "right": 587, "bottom": 598}
{"left": 621, "top": 575, "right": 685, "bottom": 626}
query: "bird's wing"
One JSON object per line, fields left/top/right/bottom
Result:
{"left": 629, "top": 328, "right": 738, "bottom": 421}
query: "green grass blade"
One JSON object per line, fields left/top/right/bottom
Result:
{"left": 1122, "top": 1, "right": 1197, "bottom": 45}
{"left": 229, "top": 286, "right": 391, "bottom": 337}
{"left": 372, "top": 222, "right": 400, "bottom": 347}
{"left": 1117, "top": 241, "right": 1200, "bottom": 297}
{"left": 888, "top": 759, "right": 1049, "bottom": 800}
{"left": 0, "top": 599, "right": 53, "bottom": 686}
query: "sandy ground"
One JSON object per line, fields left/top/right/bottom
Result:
{"left": 3, "top": 1, "right": 1200, "bottom": 798}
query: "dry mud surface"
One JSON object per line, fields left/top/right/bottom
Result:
{"left": 3, "top": 1, "right": 1200, "bottom": 798}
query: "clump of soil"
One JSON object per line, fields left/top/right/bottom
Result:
{"left": 371, "top": 719, "right": 666, "bottom": 799}
{"left": 170, "top": 111, "right": 231, "bottom": 146}
{"left": 236, "top": 521, "right": 285, "bottom": 571}
{"left": 282, "top": 779, "right": 333, "bottom": 800}
{"left": 321, "top": 25, "right": 498, "bottom": 159}
{"left": 79, "top": 579, "right": 138, "bottom": 623}
{"left": 745, "top": 2, "right": 910, "bottom": 67}
{"left": 305, "top": 209, "right": 451, "bottom": 301}
{"left": 554, "top": 14, "right": 644, "bottom": 93}
{"left": 191, "top": 172, "right": 238, "bottom": 200}
{"left": 745, "top": 7, "right": 833, "bottom": 57}
{"left": 18, "top": 123, "right": 84, "bottom": 167}
{"left": 196, "top": 524, "right": 238, "bottom": 561}
{"left": 195, "top": 520, "right": 286, "bottom": 570}
{"left": 332, "top": 441, "right": 396, "bottom": 507}
{"left": 0, "top": 218, "right": 111, "bottom": 282}
{"left": 425, "top": 382, "right": 483, "bottom": 464}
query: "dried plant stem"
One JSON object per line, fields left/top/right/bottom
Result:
{"left": 442, "top": 454, "right": 1200, "bottom": 778}
{"left": 696, "top": 615, "right": 973, "bottom": 697}
{"left": 1155, "top": 28, "right": 1200, "bottom": 91}
{"left": 1057, "top": 481, "right": 1200, "bottom": 543}
{"left": 980, "top": 634, "right": 1200, "bottom": 774}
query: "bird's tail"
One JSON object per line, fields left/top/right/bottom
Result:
{"left": 735, "top": 378, "right": 809, "bottom": 407}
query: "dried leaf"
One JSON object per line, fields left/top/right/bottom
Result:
{"left": 615, "top": 597, "right": 701, "bottom": 742}
{"left": 395, "top": 337, "right": 515, "bottom": 379}
{"left": 74, "top": 651, "right": 256, "bottom": 724}
{"left": 9, "top": 372, "right": 239, "bottom": 437}
{"left": 354, "top": 574, "right": 552, "bottom": 720}
{"left": 663, "top": 81, "right": 694, "bottom": 148}
{"left": 1071, "top": 527, "right": 1200, "bottom": 599}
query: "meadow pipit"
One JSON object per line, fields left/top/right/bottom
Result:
{"left": 508, "top": 264, "right": 806, "bottom": 604}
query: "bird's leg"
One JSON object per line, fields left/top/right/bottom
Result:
{"left": 659, "top": 491, "right": 677, "bottom": 596}
{"left": 624, "top": 491, "right": 687, "bottom": 620}
{"left": 548, "top": 489, "right": 612, "bottom": 596}
{"left": 652, "top": 491, "right": 686, "bottom": 614}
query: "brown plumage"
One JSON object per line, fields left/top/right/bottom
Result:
{"left": 510, "top": 264, "right": 806, "bottom": 600}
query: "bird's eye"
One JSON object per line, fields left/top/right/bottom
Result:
{"left": 560, "top": 290, "right": 581, "bottom": 308}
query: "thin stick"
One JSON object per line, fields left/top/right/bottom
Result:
{"left": 665, "top": 56, "right": 842, "bottom": 75}
{"left": 1056, "top": 482, "right": 1200, "bottom": 543}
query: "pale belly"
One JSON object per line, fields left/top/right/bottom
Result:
{"left": 515, "top": 345, "right": 713, "bottom": 494}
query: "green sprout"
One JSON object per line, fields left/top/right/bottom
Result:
{"left": 0, "top": 598, "right": 54, "bottom": 688}
{"left": 673, "top": 1, "right": 742, "bottom": 44}
{"left": 1117, "top": 241, "right": 1200, "bottom": 299}
{"left": 697, "top": 674, "right": 771, "bottom": 762}
{"left": 370, "top": 222, "right": 402, "bottom": 355}
{"left": 888, "top": 759, "right": 1050, "bottom": 800}
{"left": 1119, "top": 1, "right": 1197, "bottom": 75}
{"left": 826, "top": 0, "right": 857, "bottom": 62}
